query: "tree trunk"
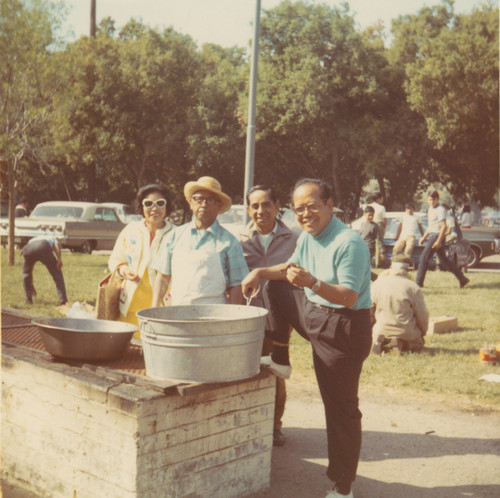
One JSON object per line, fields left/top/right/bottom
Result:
{"left": 8, "top": 159, "right": 16, "bottom": 265}
{"left": 330, "top": 143, "right": 343, "bottom": 207}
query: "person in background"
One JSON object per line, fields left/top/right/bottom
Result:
{"left": 152, "top": 176, "right": 248, "bottom": 306}
{"left": 242, "top": 178, "right": 372, "bottom": 498}
{"left": 416, "top": 191, "right": 469, "bottom": 289}
{"left": 393, "top": 203, "right": 424, "bottom": 259}
{"left": 108, "top": 184, "right": 173, "bottom": 326}
{"left": 356, "top": 205, "right": 385, "bottom": 266}
{"left": 239, "top": 185, "right": 298, "bottom": 447}
{"left": 22, "top": 235, "right": 67, "bottom": 305}
{"left": 371, "top": 254, "right": 429, "bottom": 355}
{"left": 460, "top": 205, "right": 474, "bottom": 228}
{"left": 369, "top": 192, "right": 386, "bottom": 268}
{"left": 15, "top": 196, "right": 29, "bottom": 217}
{"left": 442, "top": 203, "right": 457, "bottom": 243}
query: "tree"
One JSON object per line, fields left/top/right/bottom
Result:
{"left": 0, "top": 0, "right": 65, "bottom": 264}
{"left": 393, "top": 2, "right": 499, "bottom": 206}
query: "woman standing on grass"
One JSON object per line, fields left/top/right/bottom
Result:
{"left": 108, "top": 184, "right": 173, "bottom": 327}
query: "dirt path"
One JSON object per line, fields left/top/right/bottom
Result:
{"left": 247, "top": 382, "right": 500, "bottom": 498}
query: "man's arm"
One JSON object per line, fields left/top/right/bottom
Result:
{"left": 152, "top": 273, "right": 171, "bottom": 307}
{"left": 53, "top": 241, "right": 63, "bottom": 270}
{"left": 418, "top": 221, "right": 424, "bottom": 237}
{"left": 228, "top": 285, "right": 244, "bottom": 304}
{"left": 432, "top": 220, "right": 447, "bottom": 249}
{"left": 241, "top": 263, "right": 288, "bottom": 298}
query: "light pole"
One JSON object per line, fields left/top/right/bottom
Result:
{"left": 243, "top": 0, "right": 261, "bottom": 220}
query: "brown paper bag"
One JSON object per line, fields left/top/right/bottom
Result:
{"left": 96, "top": 269, "right": 123, "bottom": 320}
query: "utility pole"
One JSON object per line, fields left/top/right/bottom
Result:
{"left": 87, "top": 0, "right": 97, "bottom": 201}
{"left": 243, "top": 0, "right": 261, "bottom": 221}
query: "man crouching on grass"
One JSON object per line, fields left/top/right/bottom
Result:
{"left": 242, "top": 178, "right": 372, "bottom": 498}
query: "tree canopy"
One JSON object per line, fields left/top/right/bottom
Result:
{"left": 1, "top": 0, "right": 498, "bottom": 226}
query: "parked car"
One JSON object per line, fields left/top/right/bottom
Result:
{"left": 218, "top": 204, "right": 346, "bottom": 238}
{"left": 99, "top": 202, "right": 141, "bottom": 223}
{"left": 0, "top": 201, "right": 127, "bottom": 253}
{"left": 460, "top": 224, "right": 500, "bottom": 267}
{"left": 352, "top": 211, "right": 470, "bottom": 271}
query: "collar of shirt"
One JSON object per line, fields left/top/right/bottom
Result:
{"left": 189, "top": 219, "right": 219, "bottom": 241}
{"left": 314, "top": 214, "right": 338, "bottom": 243}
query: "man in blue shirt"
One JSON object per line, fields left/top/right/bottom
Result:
{"left": 242, "top": 178, "right": 372, "bottom": 498}
{"left": 22, "top": 235, "right": 67, "bottom": 305}
{"left": 152, "top": 176, "right": 248, "bottom": 306}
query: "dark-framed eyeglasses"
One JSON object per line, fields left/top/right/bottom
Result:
{"left": 142, "top": 198, "right": 167, "bottom": 209}
{"left": 191, "top": 196, "right": 218, "bottom": 206}
{"left": 293, "top": 202, "right": 323, "bottom": 216}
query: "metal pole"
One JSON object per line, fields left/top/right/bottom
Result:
{"left": 243, "top": 0, "right": 261, "bottom": 220}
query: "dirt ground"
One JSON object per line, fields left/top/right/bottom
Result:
{"left": 3, "top": 380, "right": 499, "bottom": 498}
{"left": 246, "top": 380, "right": 500, "bottom": 498}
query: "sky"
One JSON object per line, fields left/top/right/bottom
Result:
{"left": 62, "top": 0, "right": 487, "bottom": 48}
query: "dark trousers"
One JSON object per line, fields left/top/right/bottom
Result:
{"left": 416, "top": 234, "right": 466, "bottom": 287}
{"left": 263, "top": 280, "right": 372, "bottom": 484}
{"left": 22, "top": 240, "right": 67, "bottom": 304}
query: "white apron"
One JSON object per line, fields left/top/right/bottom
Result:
{"left": 170, "top": 248, "right": 227, "bottom": 305}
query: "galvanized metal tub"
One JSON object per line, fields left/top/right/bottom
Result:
{"left": 32, "top": 317, "right": 138, "bottom": 362}
{"left": 136, "top": 305, "right": 268, "bottom": 383}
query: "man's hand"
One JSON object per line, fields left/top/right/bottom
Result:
{"left": 285, "top": 263, "right": 316, "bottom": 288}
{"left": 242, "top": 269, "right": 261, "bottom": 298}
{"left": 56, "top": 260, "right": 63, "bottom": 270}
{"left": 432, "top": 240, "right": 442, "bottom": 250}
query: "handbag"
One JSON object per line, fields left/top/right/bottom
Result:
{"left": 96, "top": 267, "right": 123, "bottom": 320}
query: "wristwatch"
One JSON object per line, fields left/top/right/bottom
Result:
{"left": 311, "top": 278, "right": 321, "bottom": 293}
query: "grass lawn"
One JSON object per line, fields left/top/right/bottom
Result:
{"left": 2, "top": 250, "right": 500, "bottom": 409}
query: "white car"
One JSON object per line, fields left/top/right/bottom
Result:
{"left": 99, "top": 202, "right": 142, "bottom": 223}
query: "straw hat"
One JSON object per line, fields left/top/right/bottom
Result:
{"left": 184, "top": 176, "right": 232, "bottom": 214}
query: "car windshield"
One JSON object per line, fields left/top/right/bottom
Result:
{"left": 31, "top": 206, "right": 84, "bottom": 218}
{"left": 218, "top": 208, "right": 245, "bottom": 225}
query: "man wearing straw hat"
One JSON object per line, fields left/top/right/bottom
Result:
{"left": 152, "top": 176, "right": 248, "bottom": 306}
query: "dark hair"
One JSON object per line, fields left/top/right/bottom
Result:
{"left": 462, "top": 204, "right": 471, "bottom": 213}
{"left": 372, "top": 192, "right": 383, "bottom": 202}
{"left": 246, "top": 185, "right": 277, "bottom": 205}
{"left": 19, "top": 196, "right": 28, "bottom": 204}
{"left": 442, "top": 203, "right": 450, "bottom": 210}
{"left": 428, "top": 190, "right": 440, "bottom": 199}
{"left": 364, "top": 205, "right": 375, "bottom": 214}
{"left": 293, "top": 178, "right": 333, "bottom": 203}
{"left": 404, "top": 203, "right": 414, "bottom": 210}
{"left": 135, "top": 183, "right": 170, "bottom": 217}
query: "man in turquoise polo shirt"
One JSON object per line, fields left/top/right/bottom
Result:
{"left": 242, "top": 178, "right": 372, "bottom": 498}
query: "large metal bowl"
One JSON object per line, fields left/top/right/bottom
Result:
{"left": 32, "top": 318, "right": 138, "bottom": 362}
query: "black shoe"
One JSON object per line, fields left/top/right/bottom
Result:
{"left": 59, "top": 300, "right": 68, "bottom": 306}
{"left": 25, "top": 298, "right": 33, "bottom": 305}
{"left": 273, "top": 429, "right": 285, "bottom": 447}
{"left": 372, "top": 335, "right": 392, "bottom": 355}
{"left": 460, "top": 277, "right": 470, "bottom": 288}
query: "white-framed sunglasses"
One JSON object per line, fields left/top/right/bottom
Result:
{"left": 142, "top": 198, "right": 167, "bottom": 209}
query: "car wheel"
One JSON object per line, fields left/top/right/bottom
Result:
{"left": 467, "top": 246, "right": 480, "bottom": 268}
{"left": 81, "top": 241, "right": 93, "bottom": 254}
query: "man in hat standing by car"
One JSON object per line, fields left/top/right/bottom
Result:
{"left": 239, "top": 185, "right": 299, "bottom": 447}
{"left": 152, "top": 176, "right": 248, "bottom": 306}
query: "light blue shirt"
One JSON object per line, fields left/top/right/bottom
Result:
{"left": 289, "top": 215, "right": 372, "bottom": 309}
{"left": 152, "top": 219, "right": 249, "bottom": 288}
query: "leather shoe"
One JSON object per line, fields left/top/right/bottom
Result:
{"left": 25, "top": 298, "right": 33, "bottom": 305}
{"left": 260, "top": 356, "right": 291, "bottom": 379}
{"left": 273, "top": 429, "right": 285, "bottom": 447}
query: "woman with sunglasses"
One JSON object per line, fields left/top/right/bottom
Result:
{"left": 108, "top": 184, "right": 173, "bottom": 327}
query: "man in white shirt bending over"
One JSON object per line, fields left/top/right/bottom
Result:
{"left": 393, "top": 203, "right": 424, "bottom": 259}
{"left": 416, "top": 191, "right": 469, "bottom": 289}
